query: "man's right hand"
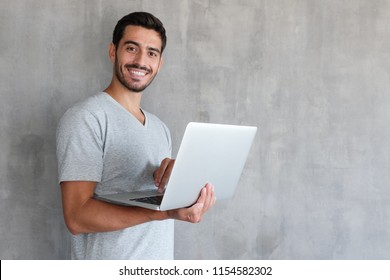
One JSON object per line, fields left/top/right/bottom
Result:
{"left": 166, "top": 183, "right": 216, "bottom": 223}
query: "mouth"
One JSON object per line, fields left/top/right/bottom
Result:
{"left": 125, "top": 65, "right": 150, "bottom": 79}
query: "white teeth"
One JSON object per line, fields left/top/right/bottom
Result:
{"left": 131, "top": 70, "right": 146, "bottom": 76}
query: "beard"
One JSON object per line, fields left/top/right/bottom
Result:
{"left": 114, "top": 56, "right": 158, "bottom": 93}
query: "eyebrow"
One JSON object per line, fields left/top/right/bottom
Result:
{"left": 123, "top": 40, "right": 161, "bottom": 54}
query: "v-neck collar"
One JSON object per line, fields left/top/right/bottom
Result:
{"left": 101, "top": 92, "right": 148, "bottom": 128}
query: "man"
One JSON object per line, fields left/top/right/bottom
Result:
{"left": 56, "top": 12, "right": 215, "bottom": 260}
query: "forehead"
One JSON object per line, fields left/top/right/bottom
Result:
{"left": 120, "top": 25, "right": 162, "bottom": 50}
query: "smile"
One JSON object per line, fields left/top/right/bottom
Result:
{"left": 125, "top": 64, "right": 150, "bottom": 79}
{"left": 130, "top": 70, "right": 146, "bottom": 77}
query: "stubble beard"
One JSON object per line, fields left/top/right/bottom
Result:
{"left": 115, "top": 57, "right": 158, "bottom": 93}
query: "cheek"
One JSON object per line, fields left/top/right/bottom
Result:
{"left": 116, "top": 51, "right": 135, "bottom": 63}
{"left": 154, "top": 60, "right": 163, "bottom": 72}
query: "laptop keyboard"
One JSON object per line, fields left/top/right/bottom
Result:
{"left": 130, "top": 195, "right": 163, "bottom": 205}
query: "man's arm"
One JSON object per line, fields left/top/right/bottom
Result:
{"left": 61, "top": 180, "right": 215, "bottom": 235}
{"left": 60, "top": 181, "right": 168, "bottom": 235}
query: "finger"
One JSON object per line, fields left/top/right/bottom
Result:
{"left": 154, "top": 158, "right": 171, "bottom": 187}
{"left": 196, "top": 185, "right": 207, "bottom": 206}
{"left": 201, "top": 183, "right": 215, "bottom": 212}
{"left": 188, "top": 185, "right": 214, "bottom": 222}
{"left": 158, "top": 160, "right": 174, "bottom": 191}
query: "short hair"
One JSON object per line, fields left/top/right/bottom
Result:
{"left": 112, "top": 12, "right": 167, "bottom": 53}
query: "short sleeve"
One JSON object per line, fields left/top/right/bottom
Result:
{"left": 56, "top": 107, "right": 104, "bottom": 184}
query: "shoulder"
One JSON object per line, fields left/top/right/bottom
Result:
{"left": 59, "top": 93, "right": 107, "bottom": 123}
{"left": 57, "top": 93, "right": 109, "bottom": 137}
{"left": 64, "top": 93, "right": 107, "bottom": 117}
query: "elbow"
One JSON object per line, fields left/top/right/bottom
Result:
{"left": 65, "top": 220, "right": 82, "bottom": 236}
{"left": 67, "top": 224, "right": 82, "bottom": 236}
{"left": 63, "top": 215, "right": 84, "bottom": 236}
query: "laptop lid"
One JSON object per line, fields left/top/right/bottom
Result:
{"left": 159, "top": 122, "right": 257, "bottom": 210}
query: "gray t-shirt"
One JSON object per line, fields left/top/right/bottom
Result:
{"left": 56, "top": 92, "right": 174, "bottom": 259}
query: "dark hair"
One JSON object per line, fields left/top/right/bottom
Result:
{"left": 112, "top": 12, "right": 167, "bottom": 53}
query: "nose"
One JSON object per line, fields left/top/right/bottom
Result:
{"left": 133, "top": 49, "right": 148, "bottom": 66}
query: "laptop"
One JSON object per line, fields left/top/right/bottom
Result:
{"left": 94, "top": 122, "right": 257, "bottom": 211}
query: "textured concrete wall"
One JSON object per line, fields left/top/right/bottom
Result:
{"left": 1, "top": 0, "right": 390, "bottom": 259}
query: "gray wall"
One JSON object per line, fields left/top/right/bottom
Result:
{"left": 1, "top": 0, "right": 390, "bottom": 259}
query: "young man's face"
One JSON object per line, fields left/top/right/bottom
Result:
{"left": 110, "top": 25, "right": 163, "bottom": 93}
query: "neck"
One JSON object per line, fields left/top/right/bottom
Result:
{"left": 104, "top": 80, "right": 145, "bottom": 124}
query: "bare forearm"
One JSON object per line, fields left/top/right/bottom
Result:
{"left": 66, "top": 198, "right": 168, "bottom": 235}
{"left": 60, "top": 180, "right": 215, "bottom": 235}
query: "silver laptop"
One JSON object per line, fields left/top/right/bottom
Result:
{"left": 94, "top": 122, "right": 257, "bottom": 211}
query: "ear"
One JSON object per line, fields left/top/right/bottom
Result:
{"left": 108, "top": 43, "right": 116, "bottom": 63}
{"left": 157, "top": 57, "right": 164, "bottom": 73}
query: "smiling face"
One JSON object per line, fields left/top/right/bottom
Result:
{"left": 110, "top": 25, "right": 163, "bottom": 93}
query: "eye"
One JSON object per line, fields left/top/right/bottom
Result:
{"left": 148, "top": 51, "right": 158, "bottom": 58}
{"left": 127, "top": 46, "right": 137, "bottom": 52}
